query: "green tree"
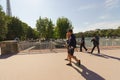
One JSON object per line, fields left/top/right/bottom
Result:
{"left": 56, "top": 17, "right": 73, "bottom": 39}
{"left": 21, "top": 22, "right": 31, "bottom": 40}
{"left": 0, "top": 6, "right": 8, "bottom": 41}
{"left": 75, "top": 32, "right": 83, "bottom": 38}
{"left": 32, "top": 28, "right": 39, "bottom": 39}
{"left": 99, "top": 29, "right": 107, "bottom": 37}
{"left": 106, "top": 29, "right": 113, "bottom": 37}
{"left": 53, "top": 26, "right": 59, "bottom": 39}
{"left": 36, "top": 17, "right": 54, "bottom": 40}
{"left": 116, "top": 27, "right": 120, "bottom": 37}
{"left": 118, "top": 26, "right": 120, "bottom": 29}
{"left": 46, "top": 19, "right": 54, "bottom": 39}
{"left": 26, "top": 27, "right": 34, "bottom": 39}
{"left": 6, "top": 17, "right": 23, "bottom": 40}
{"left": 26, "top": 27, "right": 39, "bottom": 39}
{"left": 75, "top": 26, "right": 120, "bottom": 38}
{"left": 36, "top": 17, "right": 46, "bottom": 39}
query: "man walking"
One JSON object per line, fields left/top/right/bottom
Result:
{"left": 80, "top": 34, "right": 87, "bottom": 52}
{"left": 66, "top": 29, "right": 81, "bottom": 66}
{"left": 65, "top": 32, "right": 70, "bottom": 61}
{"left": 91, "top": 35, "right": 100, "bottom": 54}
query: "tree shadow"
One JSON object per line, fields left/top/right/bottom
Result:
{"left": 71, "top": 63, "right": 105, "bottom": 80}
{"left": 0, "top": 53, "right": 15, "bottom": 59}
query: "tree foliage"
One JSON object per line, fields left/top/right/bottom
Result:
{"left": 0, "top": 5, "right": 39, "bottom": 41}
{"left": 0, "top": 6, "right": 8, "bottom": 41}
{"left": 55, "top": 17, "right": 73, "bottom": 39}
{"left": 6, "top": 17, "right": 24, "bottom": 40}
{"left": 75, "top": 27, "right": 120, "bottom": 38}
{"left": 1, "top": 4, "right": 120, "bottom": 41}
{"left": 36, "top": 17, "right": 54, "bottom": 40}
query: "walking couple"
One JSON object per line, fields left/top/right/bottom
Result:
{"left": 80, "top": 34, "right": 100, "bottom": 54}
{"left": 65, "top": 29, "right": 81, "bottom": 66}
{"left": 65, "top": 29, "right": 100, "bottom": 66}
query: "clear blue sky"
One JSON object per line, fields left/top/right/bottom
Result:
{"left": 0, "top": 0, "right": 120, "bottom": 33}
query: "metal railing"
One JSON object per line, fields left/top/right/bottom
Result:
{"left": 18, "top": 41, "right": 56, "bottom": 54}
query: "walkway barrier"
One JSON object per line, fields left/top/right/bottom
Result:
{"left": 0, "top": 40, "right": 19, "bottom": 55}
{"left": 31, "top": 41, "right": 56, "bottom": 50}
{"left": 18, "top": 41, "right": 36, "bottom": 51}
{"left": 18, "top": 41, "right": 56, "bottom": 54}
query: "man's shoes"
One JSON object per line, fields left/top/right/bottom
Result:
{"left": 90, "top": 52, "right": 93, "bottom": 54}
{"left": 98, "top": 52, "right": 100, "bottom": 54}
{"left": 65, "top": 59, "right": 68, "bottom": 61}
{"left": 80, "top": 51, "right": 82, "bottom": 52}
{"left": 88, "top": 52, "right": 92, "bottom": 54}
{"left": 66, "top": 63, "right": 72, "bottom": 66}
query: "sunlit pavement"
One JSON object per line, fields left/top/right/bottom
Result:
{"left": 0, "top": 49, "right": 120, "bottom": 80}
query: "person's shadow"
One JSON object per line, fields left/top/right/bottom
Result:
{"left": 71, "top": 63, "right": 105, "bottom": 80}
{"left": 87, "top": 52, "right": 120, "bottom": 61}
{"left": 92, "top": 53, "right": 120, "bottom": 61}
{"left": 102, "top": 54, "right": 120, "bottom": 61}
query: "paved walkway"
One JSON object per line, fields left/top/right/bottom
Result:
{"left": 0, "top": 49, "right": 120, "bottom": 80}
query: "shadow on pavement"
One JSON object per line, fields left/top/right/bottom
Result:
{"left": 92, "top": 53, "right": 120, "bottom": 61}
{"left": 71, "top": 63, "right": 105, "bottom": 80}
{"left": 92, "top": 54, "right": 109, "bottom": 59}
{"left": 0, "top": 54, "right": 15, "bottom": 59}
{"left": 102, "top": 54, "right": 120, "bottom": 61}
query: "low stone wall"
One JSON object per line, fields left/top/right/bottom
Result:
{"left": 0, "top": 40, "right": 19, "bottom": 55}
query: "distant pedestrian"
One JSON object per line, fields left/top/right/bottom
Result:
{"left": 14, "top": 37, "right": 19, "bottom": 42}
{"left": 80, "top": 34, "right": 87, "bottom": 52}
{"left": 91, "top": 35, "right": 100, "bottom": 54}
{"left": 66, "top": 29, "right": 81, "bottom": 66}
